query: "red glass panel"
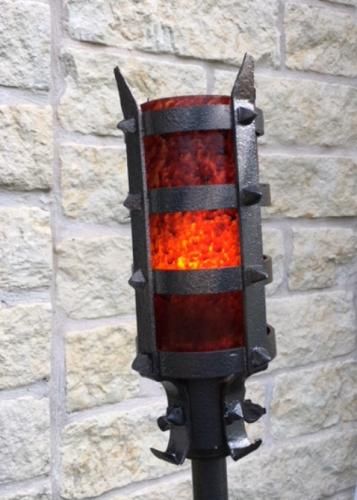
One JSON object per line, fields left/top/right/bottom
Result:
{"left": 142, "top": 95, "right": 245, "bottom": 352}
{"left": 155, "top": 292, "right": 245, "bottom": 352}
{"left": 142, "top": 96, "right": 235, "bottom": 189}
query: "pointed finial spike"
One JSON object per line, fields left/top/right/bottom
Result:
{"left": 232, "top": 53, "right": 256, "bottom": 103}
{"left": 113, "top": 66, "right": 138, "bottom": 118}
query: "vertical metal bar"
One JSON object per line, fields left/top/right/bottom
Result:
{"left": 231, "top": 54, "right": 272, "bottom": 373}
{"left": 114, "top": 68, "right": 157, "bottom": 357}
{"left": 192, "top": 457, "right": 229, "bottom": 500}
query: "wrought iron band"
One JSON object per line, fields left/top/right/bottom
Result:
{"left": 142, "top": 105, "right": 264, "bottom": 137}
{"left": 154, "top": 267, "right": 243, "bottom": 295}
{"left": 149, "top": 184, "right": 237, "bottom": 213}
{"left": 159, "top": 348, "right": 246, "bottom": 379}
{"left": 143, "top": 104, "right": 231, "bottom": 136}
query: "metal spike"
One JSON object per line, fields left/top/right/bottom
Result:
{"left": 150, "top": 448, "right": 183, "bottom": 465}
{"left": 250, "top": 346, "right": 272, "bottom": 369}
{"left": 224, "top": 401, "right": 244, "bottom": 425}
{"left": 117, "top": 117, "right": 136, "bottom": 134}
{"left": 131, "top": 353, "right": 152, "bottom": 376}
{"left": 123, "top": 193, "right": 142, "bottom": 211}
{"left": 232, "top": 53, "right": 256, "bottom": 103}
{"left": 242, "top": 400, "right": 266, "bottom": 423}
{"left": 114, "top": 67, "right": 138, "bottom": 118}
{"left": 237, "top": 105, "right": 257, "bottom": 125}
{"left": 242, "top": 186, "right": 263, "bottom": 206}
{"left": 128, "top": 269, "right": 146, "bottom": 289}
{"left": 157, "top": 416, "right": 170, "bottom": 432}
{"left": 157, "top": 407, "right": 185, "bottom": 432}
{"left": 245, "top": 267, "right": 269, "bottom": 284}
{"left": 230, "top": 439, "right": 262, "bottom": 461}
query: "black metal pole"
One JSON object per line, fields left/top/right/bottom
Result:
{"left": 192, "top": 457, "right": 228, "bottom": 500}
{"left": 187, "top": 379, "right": 229, "bottom": 499}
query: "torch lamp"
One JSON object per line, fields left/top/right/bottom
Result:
{"left": 114, "top": 54, "right": 276, "bottom": 500}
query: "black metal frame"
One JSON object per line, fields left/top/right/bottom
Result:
{"left": 115, "top": 53, "right": 276, "bottom": 500}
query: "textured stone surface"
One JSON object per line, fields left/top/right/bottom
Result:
{"left": 328, "top": 491, "right": 355, "bottom": 500}
{"left": 60, "top": 144, "right": 129, "bottom": 225}
{"left": 65, "top": 0, "right": 279, "bottom": 66}
{"left": 61, "top": 401, "right": 175, "bottom": 498}
{"left": 338, "top": 361, "right": 357, "bottom": 422}
{"left": 320, "top": 0, "right": 357, "bottom": 9}
{"left": 112, "top": 475, "right": 191, "bottom": 500}
{"left": 271, "top": 360, "right": 356, "bottom": 438}
{"left": 0, "top": 106, "right": 52, "bottom": 190}
{"left": 0, "top": 397, "right": 50, "bottom": 483}
{"left": 58, "top": 48, "right": 206, "bottom": 136}
{"left": 262, "top": 227, "right": 284, "bottom": 295}
{"left": 0, "top": 485, "right": 51, "bottom": 500}
{"left": 267, "top": 291, "right": 356, "bottom": 370}
{"left": 0, "top": 1, "right": 50, "bottom": 89}
{"left": 289, "top": 228, "right": 356, "bottom": 290}
{"left": 260, "top": 156, "right": 357, "bottom": 218}
{"left": 56, "top": 234, "right": 134, "bottom": 319}
{"left": 285, "top": 2, "right": 357, "bottom": 77}
{"left": 0, "top": 208, "right": 52, "bottom": 290}
{"left": 113, "top": 428, "right": 357, "bottom": 500}
{"left": 66, "top": 319, "right": 139, "bottom": 411}
{"left": 214, "top": 72, "right": 357, "bottom": 147}
{"left": 0, "top": 303, "right": 51, "bottom": 389}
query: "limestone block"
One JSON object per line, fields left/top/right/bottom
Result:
{"left": 0, "top": 1, "right": 50, "bottom": 89}
{"left": 338, "top": 360, "right": 357, "bottom": 422}
{"left": 0, "top": 106, "right": 52, "bottom": 191}
{"left": 328, "top": 490, "right": 355, "bottom": 500}
{"left": 228, "top": 428, "right": 357, "bottom": 499}
{"left": 56, "top": 234, "right": 134, "bottom": 319}
{"left": 113, "top": 428, "right": 357, "bottom": 500}
{"left": 58, "top": 48, "right": 206, "bottom": 136}
{"left": 289, "top": 227, "right": 356, "bottom": 290}
{"left": 214, "top": 72, "right": 357, "bottom": 147}
{"left": 0, "top": 485, "right": 51, "bottom": 500}
{"left": 267, "top": 291, "right": 355, "bottom": 370}
{"left": 260, "top": 156, "right": 357, "bottom": 218}
{"left": 66, "top": 319, "right": 140, "bottom": 411}
{"left": 0, "top": 303, "right": 51, "bottom": 389}
{"left": 65, "top": 0, "right": 279, "bottom": 66}
{"left": 60, "top": 144, "right": 129, "bottom": 225}
{"left": 0, "top": 207, "right": 52, "bottom": 290}
{"left": 270, "top": 360, "right": 356, "bottom": 438}
{"left": 285, "top": 2, "right": 357, "bottom": 77}
{"left": 111, "top": 475, "right": 191, "bottom": 500}
{"left": 0, "top": 397, "right": 50, "bottom": 483}
{"left": 262, "top": 227, "right": 285, "bottom": 295}
{"left": 61, "top": 400, "right": 176, "bottom": 498}
{"left": 321, "top": 0, "right": 357, "bottom": 5}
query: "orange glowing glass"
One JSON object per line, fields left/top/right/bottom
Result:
{"left": 142, "top": 96, "right": 245, "bottom": 352}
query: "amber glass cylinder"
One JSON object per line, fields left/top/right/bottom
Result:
{"left": 142, "top": 96, "right": 245, "bottom": 352}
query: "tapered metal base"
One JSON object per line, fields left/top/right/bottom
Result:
{"left": 192, "top": 457, "right": 228, "bottom": 500}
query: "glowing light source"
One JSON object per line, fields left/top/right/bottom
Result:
{"left": 142, "top": 95, "right": 244, "bottom": 352}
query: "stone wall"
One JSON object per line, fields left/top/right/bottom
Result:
{"left": 0, "top": 0, "right": 356, "bottom": 499}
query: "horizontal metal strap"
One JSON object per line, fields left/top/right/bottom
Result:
{"left": 149, "top": 184, "right": 237, "bottom": 213}
{"left": 154, "top": 267, "right": 243, "bottom": 295}
{"left": 142, "top": 105, "right": 231, "bottom": 136}
{"left": 159, "top": 348, "right": 246, "bottom": 379}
